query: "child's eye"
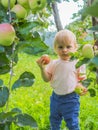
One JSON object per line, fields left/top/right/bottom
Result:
{"left": 66, "top": 46, "right": 72, "bottom": 49}
{"left": 58, "top": 46, "right": 63, "bottom": 49}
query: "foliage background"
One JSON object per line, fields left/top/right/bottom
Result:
{"left": 1, "top": 53, "right": 98, "bottom": 130}
{"left": 0, "top": 0, "right": 98, "bottom": 129}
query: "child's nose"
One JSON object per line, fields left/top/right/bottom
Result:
{"left": 63, "top": 47, "right": 67, "bottom": 51}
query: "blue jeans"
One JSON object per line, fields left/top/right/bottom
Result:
{"left": 50, "top": 91, "right": 80, "bottom": 130}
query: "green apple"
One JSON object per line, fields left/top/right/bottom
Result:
{"left": 1, "top": 0, "right": 16, "bottom": 8}
{"left": 82, "top": 44, "right": 94, "bottom": 59}
{"left": 0, "top": 23, "right": 16, "bottom": 46}
{"left": 17, "top": 0, "right": 30, "bottom": 10}
{"left": 11, "top": 4, "right": 27, "bottom": 19}
{"left": 75, "top": 86, "right": 84, "bottom": 95}
{"left": 29, "top": 0, "right": 47, "bottom": 13}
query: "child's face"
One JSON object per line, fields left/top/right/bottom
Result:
{"left": 55, "top": 41, "right": 76, "bottom": 60}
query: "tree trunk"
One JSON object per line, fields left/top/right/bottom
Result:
{"left": 87, "top": 0, "right": 98, "bottom": 84}
{"left": 87, "top": 0, "right": 98, "bottom": 48}
{"left": 51, "top": 2, "right": 63, "bottom": 31}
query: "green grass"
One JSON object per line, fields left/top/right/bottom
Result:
{"left": 0, "top": 53, "right": 98, "bottom": 130}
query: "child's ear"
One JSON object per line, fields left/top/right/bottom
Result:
{"left": 74, "top": 43, "right": 78, "bottom": 51}
{"left": 54, "top": 49, "right": 57, "bottom": 54}
{"left": 53, "top": 44, "right": 58, "bottom": 54}
{"left": 74, "top": 47, "right": 78, "bottom": 52}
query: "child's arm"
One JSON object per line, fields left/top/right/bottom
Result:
{"left": 75, "top": 64, "right": 88, "bottom": 96}
{"left": 77, "top": 64, "right": 86, "bottom": 82}
{"left": 36, "top": 55, "right": 51, "bottom": 82}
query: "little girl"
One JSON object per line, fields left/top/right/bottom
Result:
{"left": 37, "top": 29, "right": 87, "bottom": 130}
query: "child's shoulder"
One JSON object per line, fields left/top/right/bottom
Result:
{"left": 49, "top": 59, "right": 59, "bottom": 65}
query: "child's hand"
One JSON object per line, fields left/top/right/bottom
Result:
{"left": 75, "top": 84, "right": 88, "bottom": 96}
{"left": 36, "top": 54, "right": 50, "bottom": 68}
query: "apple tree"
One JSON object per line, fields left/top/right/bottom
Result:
{"left": 0, "top": 0, "right": 58, "bottom": 129}
{"left": 0, "top": 0, "right": 98, "bottom": 129}
{"left": 67, "top": 0, "right": 98, "bottom": 97}
{"left": 78, "top": 0, "right": 98, "bottom": 95}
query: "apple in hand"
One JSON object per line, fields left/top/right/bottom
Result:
{"left": 41, "top": 54, "right": 50, "bottom": 65}
{"left": 75, "top": 85, "right": 87, "bottom": 95}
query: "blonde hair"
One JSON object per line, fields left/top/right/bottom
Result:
{"left": 54, "top": 29, "right": 77, "bottom": 51}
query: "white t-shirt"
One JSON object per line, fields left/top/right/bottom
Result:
{"left": 46, "top": 59, "right": 86, "bottom": 95}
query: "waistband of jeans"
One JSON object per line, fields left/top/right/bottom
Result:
{"left": 52, "top": 91, "right": 78, "bottom": 98}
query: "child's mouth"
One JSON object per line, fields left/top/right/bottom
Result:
{"left": 62, "top": 53, "right": 69, "bottom": 56}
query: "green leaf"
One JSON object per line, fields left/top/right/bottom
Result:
{"left": 0, "top": 79, "right": 3, "bottom": 86}
{"left": 12, "top": 72, "right": 35, "bottom": 90}
{"left": 0, "top": 53, "right": 10, "bottom": 75}
{"left": 18, "top": 21, "right": 40, "bottom": 35}
{"left": 11, "top": 108, "right": 22, "bottom": 114}
{"left": 4, "top": 45, "right": 19, "bottom": 65}
{"left": 14, "top": 113, "right": 37, "bottom": 128}
{"left": 82, "top": 78, "right": 92, "bottom": 87}
{"left": 0, "top": 86, "right": 9, "bottom": 107}
{"left": 0, "top": 111, "right": 16, "bottom": 130}
{"left": 0, "top": 123, "right": 11, "bottom": 130}
{"left": 90, "top": 55, "right": 98, "bottom": 67}
{"left": 22, "top": 46, "right": 48, "bottom": 54}
{"left": 0, "top": 46, "right": 5, "bottom": 53}
{"left": 0, "top": 53, "right": 10, "bottom": 66}
{"left": 83, "top": 1, "right": 98, "bottom": 17}
{"left": 17, "top": 37, "right": 48, "bottom": 55}
{"left": 87, "top": 62, "right": 97, "bottom": 72}
{"left": 88, "top": 88, "right": 96, "bottom": 97}
{"left": 75, "top": 58, "right": 90, "bottom": 68}
{"left": 0, "top": 65, "right": 10, "bottom": 75}
{"left": 0, "top": 4, "right": 9, "bottom": 23}
{"left": 0, "top": 111, "right": 16, "bottom": 121}
{"left": 88, "top": 25, "right": 98, "bottom": 32}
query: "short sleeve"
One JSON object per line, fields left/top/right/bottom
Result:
{"left": 45, "top": 60, "right": 56, "bottom": 75}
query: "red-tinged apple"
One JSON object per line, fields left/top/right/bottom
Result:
{"left": 42, "top": 54, "right": 50, "bottom": 65}
{"left": 11, "top": 4, "right": 27, "bottom": 19}
{"left": 0, "top": 23, "right": 16, "bottom": 46}
{"left": 1, "top": 0, "right": 16, "bottom": 8}
{"left": 29, "top": 0, "right": 47, "bottom": 13}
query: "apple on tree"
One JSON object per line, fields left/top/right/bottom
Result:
{"left": 17, "top": 0, "right": 30, "bottom": 12}
{"left": 0, "top": 23, "right": 16, "bottom": 46}
{"left": 29, "top": 0, "right": 47, "bottom": 13}
{"left": 1, "top": 0, "right": 16, "bottom": 9}
{"left": 82, "top": 44, "right": 94, "bottom": 59}
{"left": 11, "top": 4, "right": 27, "bottom": 19}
